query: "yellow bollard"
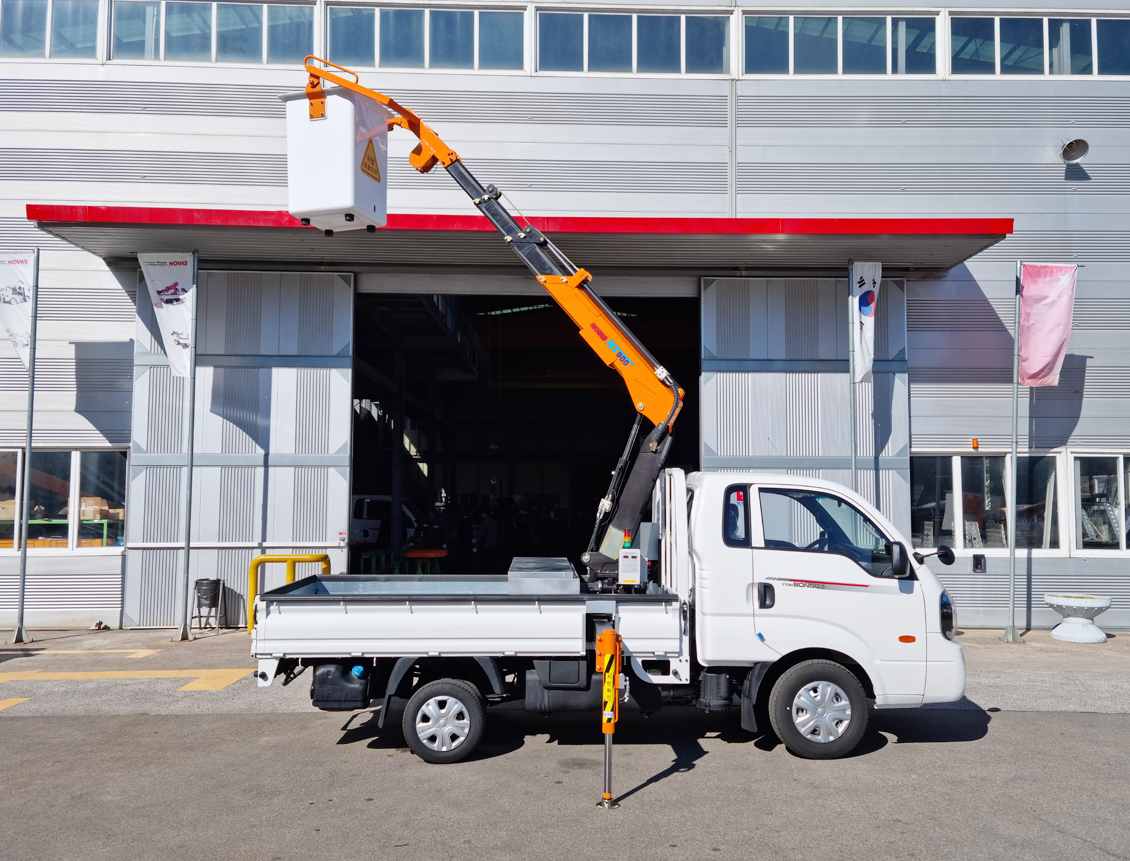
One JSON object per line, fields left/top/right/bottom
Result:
{"left": 247, "top": 554, "right": 331, "bottom": 633}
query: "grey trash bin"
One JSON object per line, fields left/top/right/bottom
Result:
{"left": 192, "top": 578, "right": 225, "bottom": 632}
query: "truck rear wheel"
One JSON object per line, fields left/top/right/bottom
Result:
{"left": 402, "top": 678, "right": 485, "bottom": 764}
{"left": 767, "top": 659, "right": 868, "bottom": 760}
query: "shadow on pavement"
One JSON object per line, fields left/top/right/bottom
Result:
{"left": 332, "top": 699, "right": 993, "bottom": 776}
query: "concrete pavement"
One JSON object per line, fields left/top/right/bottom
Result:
{"left": 1, "top": 627, "right": 1128, "bottom": 860}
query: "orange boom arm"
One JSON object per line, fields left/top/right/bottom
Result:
{"left": 303, "top": 57, "right": 684, "bottom": 579}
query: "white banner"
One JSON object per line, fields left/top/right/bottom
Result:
{"left": 139, "top": 252, "right": 194, "bottom": 377}
{"left": 0, "top": 252, "right": 35, "bottom": 368}
{"left": 850, "top": 261, "right": 882, "bottom": 383}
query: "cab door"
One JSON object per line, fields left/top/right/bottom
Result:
{"left": 750, "top": 485, "right": 927, "bottom": 701}
{"left": 694, "top": 482, "right": 777, "bottom": 665}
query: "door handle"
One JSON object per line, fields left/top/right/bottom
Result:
{"left": 758, "top": 582, "right": 775, "bottom": 609}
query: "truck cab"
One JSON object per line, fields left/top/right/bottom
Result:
{"left": 688, "top": 471, "right": 964, "bottom": 748}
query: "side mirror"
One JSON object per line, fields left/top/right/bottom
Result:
{"left": 913, "top": 544, "right": 956, "bottom": 566}
{"left": 891, "top": 542, "right": 911, "bottom": 579}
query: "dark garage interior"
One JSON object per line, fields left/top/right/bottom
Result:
{"left": 349, "top": 291, "right": 699, "bottom": 575}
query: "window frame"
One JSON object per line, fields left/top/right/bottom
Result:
{"left": 909, "top": 451, "right": 1070, "bottom": 558}
{"left": 107, "top": 0, "right": 316, "bottom": 65}
{"left": 0, "top": 448, "right": 129, "bottom": 555}
{"left": 741, "top": 11, "right": 939, "bottom": 78}
{"left": 535, "top": 7, "right": 733, "bottom": 77}
{"left": 755, "top": 484, "right": 900, "bottom": 578}
{"left": 944, "top": 12, "right": 1130, "bottom": 78}
{"left": 1067, "top": 450, "right": 1128, "bottom": 556}
{"left": 721, "top": 483, "right": 751, "bottom": 548}
{"left": 0, "top": 0, "right": 104, "bottom": 61}
{"left": 323, "top": 4, "right": 526, "bottom": 73}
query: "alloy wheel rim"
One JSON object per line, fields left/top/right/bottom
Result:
{"left": 415, "top": 695, "right": 471, "bottom": 752}
{"left": 791, "top": 680, "right": 851, "bottom": 743}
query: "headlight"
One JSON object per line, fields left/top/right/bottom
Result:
{"left": 940, "top": 590, "right": 957, "bottom": 641}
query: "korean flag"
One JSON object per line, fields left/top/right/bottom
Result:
{"left": 850, "top": 261, "right": 881, "bottom": 383}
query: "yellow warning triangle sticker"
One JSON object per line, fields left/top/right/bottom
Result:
{"left": 360, "top": 139, "right": 381, "bottom": 183}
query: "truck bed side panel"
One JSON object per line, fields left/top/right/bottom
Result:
{"left": 255, "top": 599, "right": 587, "bottom": 657}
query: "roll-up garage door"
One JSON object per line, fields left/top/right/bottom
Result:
{"left": 123, "top": 272, "right": 353, "bottom": 628}
{"left": 700, "top": 277, "right": 910, "bottom": 534}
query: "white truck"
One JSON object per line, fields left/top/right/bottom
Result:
{"left": 253, "top": 469, "right": 963, "bottom": 763}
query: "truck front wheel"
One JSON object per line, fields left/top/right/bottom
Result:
{"left": 402, "top": 678, "right": 485, "bottom": 764}
{"left": 767, "top": 660, "right": 868, "bottom": 760}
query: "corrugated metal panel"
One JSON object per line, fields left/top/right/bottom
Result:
{"left": 295, "top": 368, "right": 332, "bottom": 453}
{"left": 293, "top": 467, "right": 328, "bottom": 544}
{"left": 145, "top": 368, "right": 186, "bottom": 454}
{"left": 0, "top": 358, "right": 132, "bottom": 390}
{"left": 224, "top": 272, "right": 264, "bottom": 354}
{"left": 0, "top": 215, "right": 70, "bottom": 251}
{"left": 785, "top": 372, "right": 819, "bottom": 456}
{"left": 913, "top": 433, "right": 1130, "bottom": 449}
{"left": 0, "top": 79, "right": 727, "bottom": 126}
{"left": 3, "top": 149, "right": 726, "bottom": 194}
{"left": 715, "top": 280, "right": 750, "bottom": 359}
{"left": 298, "top": 277, "right": 334, "bottom": 355}
{"left": 142, "top": 467, "right": 183, "bottom": 542}
{"left": 0, "top": 148, "right": 285, "bottom": 187}
{"left": 908, "top": 298, "right": 1130, "bottom": 331}
{"left": 784, "top": 281, "right": 819, "bottom": 360}
{"left": 737, "top": 163, "right": 1130, "bottom": 195}
{"left": 974, "top": 231, "right": 1130, "bottom": 262}
{"left": 137, "top": 549, "right": 181, "bottom": 627}
{"left": 0, "top": 573, "right": 121, "bottom": 609}
{"left": 738, "top": 95, "right": 1130, "bottom": 128}
{"left": 910, "top": 366, "right": 1129, "bottom": 398}
{"left": 939, "top": 567, "right": 1130, "bottom": 628}
{"left": 0, "top": 428, "right": 131, "bottom": 446}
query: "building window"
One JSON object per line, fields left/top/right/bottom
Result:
{"left": 842, "top": 16, "right": 886, "bottom": 75}
{"left": 27, "top": 451, "right": 71, "bottom": 548}
{"left": 78, "top": 451, "right": 128, "bottom": 548}
{"left": 910, "top": 456, "right": 954, "bottom": 549}
{"left": 478, "top": 10, "right": 522, "bottom": 69}
{"left": 1074, "top": 456, "right": 1122, "bottom": 550}
{"left": 1050, "top": 18, "right": 1093, "bottom": 75}
{"left": 0, "top": 450, "right": 128, "bottom": 551}
{"left": 745, "top": 14, "right": 937, "bottom": 76}
{"left": 113, "top": 1, "right": 161, "bottom": 59}
{"left": 0, "top": 0, "right": 97, "bottom": 58}
{"left": 1015, "top": 456, "right": 1059, "bottom": 549}
{"left": 113, "top": 1, "right": 314, "bottom": 63}
{"left": 0, "top": 451, "right": 16, "bottom": 548}
{"left": 539, "top": 11, "right": 727, "bottom": 75}
{"left": 328, "top": 6, "right": 523, "bottom": 71}
{"left": 960, "top": 456, "right": 1008, "bottom": 548}
{"left": 950, "top": 16, "right": 995, "bottom": 74}
{"left": 891, "top": 16, "right": 935, "bottom": 74}
{"left": 950, "top": 15, "right": 1130, "bottom": 76}
{"left": 1097, "top": 19, "right": 1130, "bottom": 75}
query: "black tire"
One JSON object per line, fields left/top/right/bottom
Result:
{"left": 402, "top": 678, "right": 485, "bottom": 764}
{"left": 767, "top": 659, "right": 868, "bottom": 760}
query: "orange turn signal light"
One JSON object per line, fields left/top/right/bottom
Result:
{"left": 898, "top": 635, "right": 917, "bottom": 643}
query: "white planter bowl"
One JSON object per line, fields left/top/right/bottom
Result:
{"left": 1044, "top": 593, "right": 1113, "bottom": 644}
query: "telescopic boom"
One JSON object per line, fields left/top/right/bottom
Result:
{"left": 302, "top": 58, "right": 684, "bottom": 581}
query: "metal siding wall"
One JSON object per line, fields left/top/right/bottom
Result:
{"left": 702, "top": 278, "right": 910, "bottom": 533}
{"left": 123, "top": 272, "right": 352, "bottom": 627}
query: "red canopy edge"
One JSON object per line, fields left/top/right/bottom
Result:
{"left": 26, "top": 205, "right": 1013, "bottom": 237}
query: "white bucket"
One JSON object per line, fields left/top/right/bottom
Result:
{"left": 282, "top": 87, "right": 392, "bottom": 232}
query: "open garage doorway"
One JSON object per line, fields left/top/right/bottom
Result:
{"left": 350, "top": 292, "right": 699, "bottom": 576}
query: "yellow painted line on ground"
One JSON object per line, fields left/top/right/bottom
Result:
{"left": 0, "top": 669, "right": 253, "bottom": 691}
{"left": 41, "top": 649, "right": 164, "bottom": 659}
{"left": 0, "top": 697, "right": 30, "bottom": 711}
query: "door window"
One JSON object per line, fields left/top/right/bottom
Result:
{"left": 722, "top": 485, "right": 750, "bottom": 547}
{"left": 758, "top": 488, "right": 895, "bottom": 577}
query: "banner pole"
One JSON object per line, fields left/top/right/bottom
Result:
{"left": 847, "top": 261, "right": 857, "bottom": 492}
{"left": 11, "top": 248, "right": 38, "bottom": 645}
{"left": 173, "top": 251, "right": 199, "bottom": 642}
{"left": 1003, "top": 261, "right": 1023, "bottom": 644}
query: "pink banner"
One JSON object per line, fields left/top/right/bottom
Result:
{"left": 1019, "top": 263, "right": 1077, "bottom": 387}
